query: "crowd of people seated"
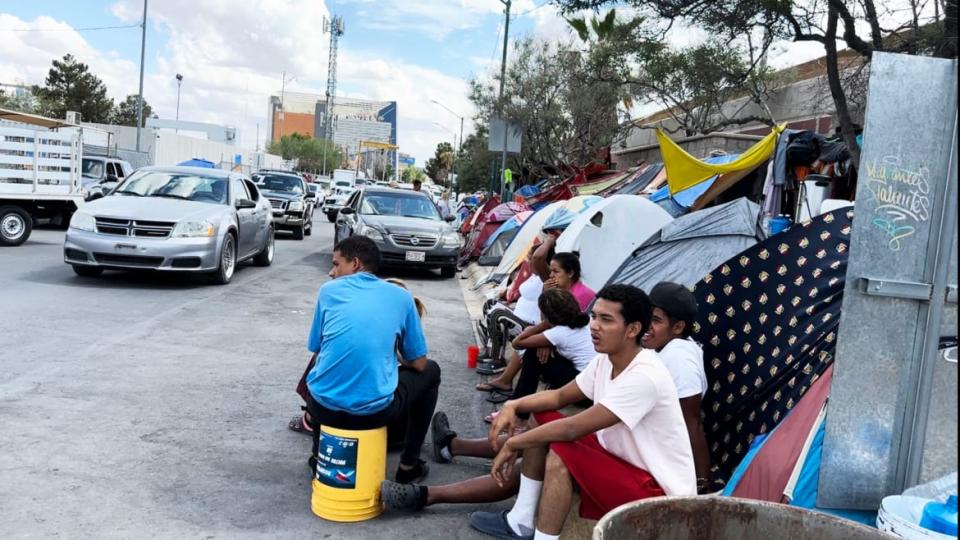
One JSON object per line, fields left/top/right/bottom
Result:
{"left": 293, "top": 233, "right": 711, "bottom": 539}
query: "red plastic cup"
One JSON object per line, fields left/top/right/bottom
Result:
{"left": 467, "top": 345, "right": 480, "bottom": 369}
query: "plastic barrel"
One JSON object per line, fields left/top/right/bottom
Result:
{"left": 878, "top": 495, "right": 956, "bottom": 539}
{"left": 311, "top": 425, "right": 387, "bottom": 523}
{"left": 594, "top": 497, "right": 894, "bottom": 539}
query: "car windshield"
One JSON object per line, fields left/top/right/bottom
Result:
{"left": 307, "top": 184, "right": 318, "bottom": 193}
{"left": 81, "top": 159, "right": 104, "bottom": 179}
{"left": 256, "top": 174, "right": 303, "bottom": 194}
{"left": 113, "top": 171, "right": 228, "bottom": 204}
{"left": 335, "top": 181, "right": 352, "bottom": 188}
{"left": 361, "top": 192, "right": 441, "bottom": 220}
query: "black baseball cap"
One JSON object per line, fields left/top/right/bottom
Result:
{"left": 649, "top": 282, "right": 698, "bottom": 324}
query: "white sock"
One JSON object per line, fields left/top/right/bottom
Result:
{"left": 506, "top": 474, "right": 542, "bottom": 535}
{"left": 534, "top": 531, "right": 560, "bottom": 540}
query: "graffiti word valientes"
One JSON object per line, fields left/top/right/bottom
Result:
{"left": 864, "top": 154, "right": 931, "bottom": 251}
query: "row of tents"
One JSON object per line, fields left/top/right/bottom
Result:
{"left": 456, "top": 128, "right": 873, "bottom": 522}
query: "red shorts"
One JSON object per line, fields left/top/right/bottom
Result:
{"left": 534, "top": 411, "right": 665, "bottom": 520}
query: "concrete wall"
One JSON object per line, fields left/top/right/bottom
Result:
{"left": 612, "top": 132, "right": 763, "bottom": 169}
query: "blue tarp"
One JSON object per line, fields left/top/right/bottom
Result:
{"left": 515, "top": 184, "right": 541, "bottom": 198}
{"left": 650, "top": 155, "right": 740, "bottom": 210}
{"left": 542, "top": 196, "right": 603, "bottom": 231}
{"left": 484, "top": 214, "right": 525, "bottom": 248}
{"left": 177, "top": 158, "right": 216, "bottom": 168}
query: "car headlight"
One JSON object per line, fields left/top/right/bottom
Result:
{"left": 359, "top": 225, "right": 384, "bottom": 242}
{"left": 69, "top": 212, "right": 96, "bottom": 232}
{"left": 172, "top": 220, "right": 215, "bottom": 238}
{"left": 442, "top": 231, "right": 463, "bottom": 248}
{"left": 288, "top": 200, "right": 304, "bottom": 212}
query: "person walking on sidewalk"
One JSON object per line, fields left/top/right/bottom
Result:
{"left": 305, "top": 236, "right": 440, "bottom": 484}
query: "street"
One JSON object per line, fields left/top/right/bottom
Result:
{"left": 0, "top": 221, "right": 507, "bottom": 539}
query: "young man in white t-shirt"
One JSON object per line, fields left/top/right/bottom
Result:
{"left": 643, "top": 281, "right": 712, "bottom": 493}
{"left": 380, "top": 285, "right": 695, "bottom": 539}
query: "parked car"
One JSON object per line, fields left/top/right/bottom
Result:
{"left": 252, "top": 171, "right": 315, "bottom": 239}
{"left": 321, "top": 181, "right": 356, "bottom": 222}
{"left": 64, "top": 166, "right": 275, "bottom": 284}
{"left": 334, "top": 187, "right": 461, "bottom": 278}
{"left": 82, "top": 156, "right": 134, "bottom": 201}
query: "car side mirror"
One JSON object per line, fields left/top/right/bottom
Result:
{"left": 444, "top": 215, "right": 456, "bottom": 222}
{"left": 339, "top": 207, "right": 355, "bottom": 215}
{"left": 106, "top": 174, "right": 119, "bottom": 183}
{"left": 235, "top": 198, "right": 257, "bottom": 210}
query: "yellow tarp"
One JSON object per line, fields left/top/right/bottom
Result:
{"left": 658, "top": 125, "right": 784, "bottom": 195}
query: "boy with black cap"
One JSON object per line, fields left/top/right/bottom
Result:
{"left": 643, "top": 281, "right": 712, "bottom": 493}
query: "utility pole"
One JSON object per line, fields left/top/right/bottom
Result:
{"left": 322, "top": 15, "right": 345, "bottom": 178}
{"left": 174, "top": 73, "right": 183, "bottom": 133}
{"left": 497, "top": 0, "right": 511, "bottom": 200}
{"left": 135, "top": 0, "right": 148, "bottom": 152}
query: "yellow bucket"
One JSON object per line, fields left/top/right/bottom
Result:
{"left": 311, "top": 424, "right": 387, "bottom": 522}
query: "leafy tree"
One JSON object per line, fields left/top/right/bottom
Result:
{"left": 552, "top": 0, "right": 959, "bottom": 167}
{"left": 267, "top": 133, "right": 343, "bottom": 172}
{"left": 401, "top": 166, "right": 427, "bottom": 183}
{"left": 111, "top": 94, "right": 153, "bottom": 127}
{"left": 424, "top": 142, "right": 455, "bottom": 186}
{"left": 470, "top": 37, "right": 629, "bottom": 180}
{"left": 32, "top": 54, "right": 113, "bottom": 123}
{"left": 0, "top": 89, "right": 40, "bottom": 114}
{"left": 454, "top": 125, "right": 494, "bottom": 193}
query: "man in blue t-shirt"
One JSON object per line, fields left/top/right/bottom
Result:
{"left": 305, "top": 235, "right": 440, "bottom": 484}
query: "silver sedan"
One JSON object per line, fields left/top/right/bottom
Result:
{"left": 64, "top": 166, "right": 275, "bottom": 284}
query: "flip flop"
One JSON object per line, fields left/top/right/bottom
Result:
{"left": 476, "top": 381, "right": 513, "bottom": 393}
{"left": 288, "top": 414, "right": 313, "bottom": 435}
{"left": 486, "top": 391, "right": 510, "bottom": 404}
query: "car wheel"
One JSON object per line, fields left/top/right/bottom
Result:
{"left": 326, "top": 212, "right": 337, "bottom": 223}
{"left": 72, "top": 265, "right": 103, "bottom": 277}
{"left": 0, "top": 205, "right": 33, "bottom": 247}
{"left": 209, "top": 233, "right": 237, "bottom": 285}
{"left": 292, "top": 225, "right": 305, "bottom": 240}
{"left": 441, "top": 265, "right": 457, "bottom": 279}
{"left": 253, "top": 229, "right": 275, "bottom": 267}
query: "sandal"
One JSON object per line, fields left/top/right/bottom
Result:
{"left": 486, "top": 391, "right": 510, "bottom": 404}
{"left": 475, "top": 381, "right": 512, "bottom": 393}
{"left": 288, "top": 413, "right": 313, "bottom": 435}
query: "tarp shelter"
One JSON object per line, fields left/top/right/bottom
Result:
{"left": 650, "top": 155, "right": 741, "bottom": 217}
{"left": 605, "top": 198, "right": 766, "bottom": 294}
{"left": 514, "top": 184, "right": 541, "bottom": 199}
{"left": 691, "top": 207, "right": 854, "bottom": 483}
{"left": 555, "top": 195, "right": 673, "bottom": 291}
{"left": 570, "top": 170, "right": 633, "bottom": 196}
{"left": 542, "top": 195, "right": 602, "bottom": 232}
{"left": 478, "top": 210, "right": 533, "bottom": 267}
{"left": 177, "top": 158, "right": 216, "bottom": 168}
{"left": 459, "top": 195, "right": 500, "bottom": 235}
{"left": 460, "top": 201, "right": 529, "bottom": 262}
{"left": 658, "top": 125, "right": 783, "bottom": 194}
{"left": 608, "top": 163, "right": 663, "bottom": 196}
{"left": 478, "top": 196, "right": 598, "bottom": 286}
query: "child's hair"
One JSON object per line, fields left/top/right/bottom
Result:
{"left": 538, "top": 288, "right": 589, "bottom": 328}
{"left": 385, "top": 278, "right": 426, "bottom": 318}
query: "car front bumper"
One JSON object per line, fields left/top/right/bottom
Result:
{"left": 377, "top": 243, "right": 459, "bottom": 269}
{"left": 271, "top": 212, "right": 306, "bottom": 228}
{"left": 64, "top": 229, "right": 220, "bottom": 271}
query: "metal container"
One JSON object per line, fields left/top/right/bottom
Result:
{"left": 593, "top": 497, "right": 894, "bottom": 540}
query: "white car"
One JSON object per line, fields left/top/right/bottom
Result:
{"left": 321, "top": 185, "right": 356, "bottom": 222}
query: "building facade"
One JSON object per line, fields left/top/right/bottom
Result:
{"left": 267, "top": 92, "right": 397, "bottom": 164}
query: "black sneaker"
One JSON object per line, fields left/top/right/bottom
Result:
{"left": 395, "top": 459, "right": 430, "bottom": 484}
{"left": 381, "top": 480, "right": 428, "bottom": 512}
{"left": 431, "top": 411, "right": 457, "bottom": 464}
{"left": 476, "top": 361, "right": 506, "bottom": 375}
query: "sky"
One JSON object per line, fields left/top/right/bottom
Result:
{"left": 0, "top": 0, "right": 825, "bottom": 165}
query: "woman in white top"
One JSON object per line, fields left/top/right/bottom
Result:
{"left": 437, "top": 191, "right": 452, "bottom": 219}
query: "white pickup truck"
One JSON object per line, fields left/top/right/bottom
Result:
{"left": 0, "top": 122, "right": 85, "bottom": 246}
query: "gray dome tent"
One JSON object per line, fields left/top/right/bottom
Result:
{"left": 605, "top": 198, "right": 767, "bottom": 292}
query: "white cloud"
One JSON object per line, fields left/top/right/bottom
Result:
{"left": 348, "top": 0, "right": 536, "bottom": 41}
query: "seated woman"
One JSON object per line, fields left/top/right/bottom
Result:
{"left": 477, "top": 244, "right": 595, "bottom": 397}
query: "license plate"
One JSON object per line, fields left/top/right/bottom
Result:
{"left": 405, "top": 251, "right": 425, "bottom": 262}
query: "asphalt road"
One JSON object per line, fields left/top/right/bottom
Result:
{"left": 0, "top": 221, "right": 510, "bottom": 539}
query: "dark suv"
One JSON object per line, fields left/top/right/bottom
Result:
{"left": 334, "top": 187, "right": 462, "bottom": 278}
{"left": 252, "top": 171, "right": 315, "bottom": 240}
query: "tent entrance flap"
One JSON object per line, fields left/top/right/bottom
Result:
{"left": 658, "top": 125, "right": 783, "bottom": 195}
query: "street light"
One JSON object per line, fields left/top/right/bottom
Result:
{"left": 175, "top": 73, "right": 183, "bottom": 133}
{"left": 433, "top": 122, "right": 458, "bottom": 190}
{"left": 431, "top": 99, "right": 465, "bottom": 197}
{"left": 278, "top": 71, "right": 296, "bottom": 141}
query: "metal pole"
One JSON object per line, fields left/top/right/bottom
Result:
{"left": 498, "top": 0, "right": 511, "bottom": 200}
{"left": 279, "top": 71, "right": 286, "bottom": 141}
{"left": 456, "top": 115, "right": 463, "bottom": 199}
{"left": 175, "top": 74, "right": 182, "bottom": 134}
{"left": 135, "top": 0, "right": 148, "bottom": 151}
